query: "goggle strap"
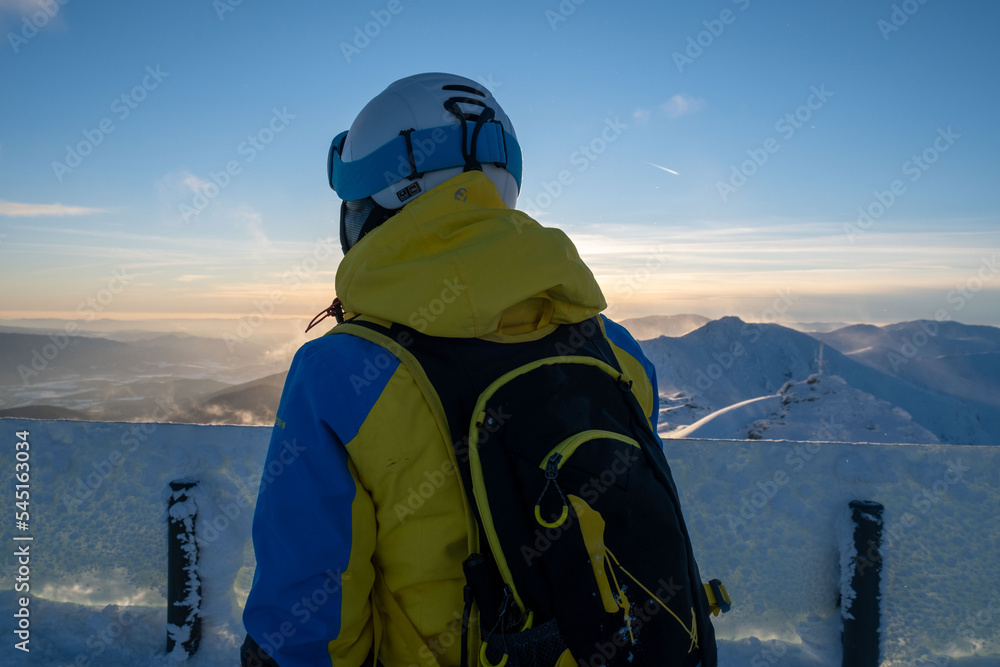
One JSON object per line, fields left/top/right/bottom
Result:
{"left": 329, "top": 123, "right": 521, "bottom": 201}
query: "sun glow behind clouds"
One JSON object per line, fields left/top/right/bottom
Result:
{"left": 568, "top": 222, "right": 1000, "bottom": 323}
{"left": 0, "top": 224, "right": 343, "bottom": 321}
{"left": 2, "top": 218, "right": 997, "bottom": 326}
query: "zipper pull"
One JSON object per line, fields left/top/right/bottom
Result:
{"left": 545, "top": 453, "right": 562, "bottom": 479}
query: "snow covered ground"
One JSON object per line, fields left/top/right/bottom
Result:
{"left": 2, "top": 418, "right": 998, "bottom": 666}
{"left": 673, "top": 374, "right": 942, "bottom": 444}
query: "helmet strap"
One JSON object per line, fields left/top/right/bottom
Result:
{"left": 444, "top": 100, "right": 497, "bottom": 173}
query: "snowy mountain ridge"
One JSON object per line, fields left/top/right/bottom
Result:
{"left": 638, "top": 317, "right": 1000, "bottom": 446}
{"left": 815, "top": 319, "right": 1000, "bottom": 408}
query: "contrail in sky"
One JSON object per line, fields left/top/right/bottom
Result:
{"left": 644, "top": 161, "right": 679, "bottom": 175}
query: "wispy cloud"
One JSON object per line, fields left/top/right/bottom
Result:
{"left": 566, "top": 222, "right": 1000, "bottom": 293}
{"left": 158, "top": 170, "right": 262, "bottom": 229}
{"left": 0, "top": 0, "right": 67, "bottom": 31}
{"left": 661, "top": 93, "right": 705, "bottom": 118}
{"left": 181, "top": 173, "right": 214, "bottom": 195}
{"left": 0, "top": 200, "right": 109, "bottom": 217}
{"left": 0, "top": 0, "right": 48, "bottom": 13}
{"left": 633, "top": 94, "right": 706, "bottom": 123}
{"left": 230, "top": 205, "right": 271, "bottom": 247}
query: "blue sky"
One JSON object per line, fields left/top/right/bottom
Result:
{"left": 1, "top": 0, "right": 998, "bottom": 331}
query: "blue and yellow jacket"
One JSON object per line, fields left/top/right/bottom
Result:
{"left": 242, "top": 171, "right": 662, "bottom": 667}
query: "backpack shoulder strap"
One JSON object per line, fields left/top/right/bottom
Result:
{"left": 335, "top": 316, "right": 623, "bottom": 447}
{"left": 329, "top": 315, "right": 625, "bottom": 529}
{"left": 330, "top": 318, "right": 454, "bottom": 457}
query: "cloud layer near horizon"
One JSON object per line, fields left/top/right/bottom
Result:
{"left": 0, "top": 200, "right": 109, "bottom": 217}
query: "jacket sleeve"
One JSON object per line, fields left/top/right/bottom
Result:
{"left": 599, "top": 315, "right": 661, "bottom": 430}
{"left": 242, "top": 336, "right": 398, "bottom": 667}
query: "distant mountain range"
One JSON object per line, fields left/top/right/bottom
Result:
{"left": 817, "top": 320, "right": 1000, "bottom": 408}
{"left": 0, "top": 404, "right": 90, "bottom": 420}
{"left": 618, "top": 314, "right": 710, "bottom": 339}
{"left": 0, "top": 328, "right": 294, "bottom": 425}
{"left": 167, "top": 371, "right": 287, "bottom": 426}
{"left": 2, "top": 317, "right": 997, "bottom": 443}
{"left": 617, "top": 315, "right": 860, "bottom": 339}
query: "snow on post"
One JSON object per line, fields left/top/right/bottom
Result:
{"left": 167, "top": 479, "right": 202, "bottom": 658}
{"left": 841, "top": 499, "right": 884, "bottom": 667}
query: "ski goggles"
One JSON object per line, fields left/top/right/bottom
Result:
{"left": 327, "top": 121, "right": 522, "bottom": 201}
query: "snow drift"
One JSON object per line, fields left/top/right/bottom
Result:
{"left": 2, "top": 417, "right": 999, "bottom": 666}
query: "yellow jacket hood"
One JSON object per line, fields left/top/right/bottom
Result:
{"left": 335, "top": 171, "right": 606, "bottom": 338}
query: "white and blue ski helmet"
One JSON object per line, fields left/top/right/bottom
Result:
{"left": 328, "top": 73, "right": 521, "bottom": 253}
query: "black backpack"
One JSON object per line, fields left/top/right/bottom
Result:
{"left": 336, "top": 316, "right": 727, "bottom": 667}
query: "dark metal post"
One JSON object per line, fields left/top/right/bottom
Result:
{"left": 842, "top": 499, "right": 884, "bottom": 667}
{"left": 167, "top": 480, "right": 202, "bottom": 657}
